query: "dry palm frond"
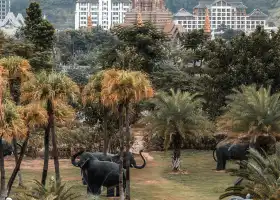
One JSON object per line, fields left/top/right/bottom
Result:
{"left": 101, "top": 69, "right": 154, "bottom": 107}
{"left": 19, "top": 102, "right": 48, "bottom": 129}
{"left": 0, "top": 65, "right": 8, "bottom": 125}
{"left": 0, "top": 56, "right": 33, "bottom": 82}
{"left": 53, "top": 100, "right": 75, "bottom": 125}
{"left": 0, "top": 99, "right": 27, "bottom": 141}
{"left": 82, "top": 70, "right": 105, "bottom": 105}
{"left": 21, "top": 71, "right": 80, "bottom": 105}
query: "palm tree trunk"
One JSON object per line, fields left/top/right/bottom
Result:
{"left": 103, "top": 107, "right": 108, "bottom": 156}
{"left": 118, "top": 104, "right": 125, "bottom": 200}
{"left": 172, "top": 133, "right": 182, "bottom": 172}
{"left": 10, "top": 79, "right": 24, "bottom": 187}
{"left": 7, "top": 131, "right": 30, "bottom": 197}
{"left": 125, "top": 103, "right": 131, "bottom": 200}
{"left": 41, "top": 122, "right": 51, "bottom": 186}
{"left": 0, "top": 137, "right": 5, "bottom": 197}
{"left": 49, "top": 100, "right": 60, "bottom": 184}
{"left": 12, "top": 138, "right": 23, "bottom": 187}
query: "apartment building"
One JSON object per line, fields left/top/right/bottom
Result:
{"left": 0, "top": 0, "right": 10, "bottom": 20}
{"left": 75, "top": 0, "right": 131, "bottom": 30}
{"left": 173, "top": 0, "right": 269, "bottom": 33}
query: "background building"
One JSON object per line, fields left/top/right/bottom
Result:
{"left": 0, "top": 12, "right": 25, "bottom": 36}
{"left": 75, "top": 0, "right": 131, "bottom": 30}
{"left": 173, "top": 0, "right": 272, "bottom": 33}
{"left": 121, "top": 0, "right": 183, "bottom": 40}
{"left": 0, "top": 0, "right": 10, "bottom": 20}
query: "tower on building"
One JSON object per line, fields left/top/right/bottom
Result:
{"left": 204, "top": 8, "right": 211, "bottom": 37}
{"left": 87, "top": 14, "right": 92, "bottom": 31}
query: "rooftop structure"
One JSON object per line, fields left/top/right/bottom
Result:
{"left": 173, "top": 0, "right": 274, "bottom": 33}
{"left": 0, "top": 12, "right": 25, "bottom": 36}
{"left": 121, "top": 0, "right": 183, "bottom": 40}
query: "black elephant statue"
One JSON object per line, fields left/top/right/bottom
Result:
{"left": 89, "top": 150, "right": 146, "bottom": 169}
{"left": 71, "top": 150, "right": 126, "bottom": 196}
{"left": 213, "top": 141, "right": 250, "bottom": 171}
{"left": 214, "top": 135, "right": 276, "bottom": 171}
{"left": 76, "top": 150, "right": 146, "bottom": 197}
{"left": 1, "top": 139, "right": 19, "bottom": 157}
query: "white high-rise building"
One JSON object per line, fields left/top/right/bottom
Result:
{"left": 173, "top": 0, "right": 271, "bottom": 33}
{"left": 0, "top": 0, "right": 10, "bottom": 20}
{"left": 75, "top": 0, "right": 131, "bottom": 30}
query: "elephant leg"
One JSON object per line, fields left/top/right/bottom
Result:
{"left": 88, "top": 185, "right": 102, "bottom": 195}
{"left": 222, "top": 158, "right": 227, "bottom": 170}
{"left": 107, "top": 187, "right": 115, "bottom": 197}
{"left": 116, "top": 186, "right": 119, "bottom": 197}
{"left": 87, "top": 186, "right": 92, "bottom": 194}
{"left": 216, "top": 152, "right": 226, "bottom": 171}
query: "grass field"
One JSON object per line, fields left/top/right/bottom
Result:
{"left": 6, "top": 150, "right": 238, "bottom": 200}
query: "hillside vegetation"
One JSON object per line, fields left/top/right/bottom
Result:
{"left": 10, "top": 0, "right": 280, "bottom": 29}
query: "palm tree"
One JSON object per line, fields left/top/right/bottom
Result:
{"left": 6, "top": 102, "right": 48, "bottom": 196}
{"left": 82, "top": 70, "right": 111, "bottom": 155}
{"left": 0, "top": 98, "right": 27, "bottom": 198}
{"left": 0, "top": 66, "right": 7, "bottom": 197}
{"left": 0, "top": 56, "right": 32, "bottom": 186}
{"left": 21, "top": 71, "right": 79, "bottom": 186}
{"left": 141, "top": 89, "right": 212, "bottom": 171}
{"left": 101, "top": 69, "right": 154, "bottom": 200}
{"left": 220, "top": 148, "right": 280, "bottom": 200}
{"left": 217, "top": 84, "right": 280, "bottom": 150}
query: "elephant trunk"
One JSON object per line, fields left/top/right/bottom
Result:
{"left": 133, "top": 150, "right": 146, "bottom": 169}
{"left": 71, "top": 150, "right": 84, "bottom": 167}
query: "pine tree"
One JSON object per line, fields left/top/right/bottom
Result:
{"left": 23, "top": 2, "right": 55, "bottom": 71}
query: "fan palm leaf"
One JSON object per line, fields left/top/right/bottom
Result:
{"left": 101, "top": 69, "right": 154, "bottom": 107}
{"left": 21, "top": 70, "right": 80, "bottom": 105}
{"left": 19, "top": 102, "right": 48, "bottom": 129}
{"left": 82, "top": 70, "right": 105, "bottom": 105}
{"left": 0, "top": 56, "right": 32, "bottom": 82}
{"left": 0, "top": 98, "right": 27, "bottom": 141}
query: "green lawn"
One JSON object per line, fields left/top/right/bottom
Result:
{"left": 7, "top": 150, "right": 238, "bottom": 200}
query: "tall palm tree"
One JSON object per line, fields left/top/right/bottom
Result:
{"left": 141, "top": 89, "right": 212, "bottom": 171}
{"left": 217, "top": 84, "right": 280, "bottom": 150}
{"left": 0, "top": 56, "right": 32, "bottom": 186}
{"left": 21, "top": 71, "right": 79, "bottom": 186}
{"left": 6, "top": 102, "right": 48, "bottom": 196}
{"left": 101, "top": 69, "right": 154, "bottom": 200}
{"left": 82, "top": 70, "right": 110, "bottom": 155}
{"left": 0, "top": 98, "right": 27, "bottom": 198}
